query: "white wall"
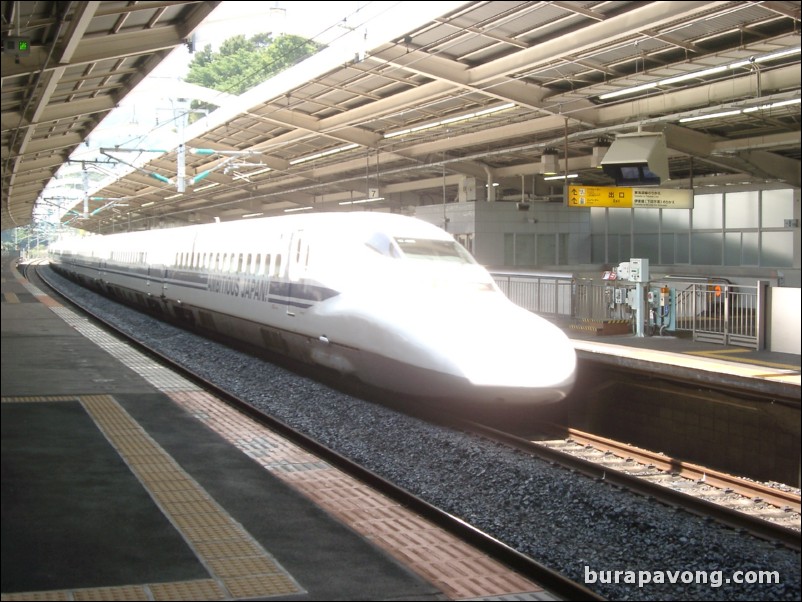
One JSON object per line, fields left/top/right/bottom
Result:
{"left": 769, "top": 287, "right": 801, "bottom": 354}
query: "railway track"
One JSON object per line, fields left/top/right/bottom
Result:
{"left": 26, "top": 259, "right": 603, "bottom": 602}
{"left": 449, "top": 419, "right": 801, "bottom": 551}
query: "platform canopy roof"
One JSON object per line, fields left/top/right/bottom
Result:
{"left": 2, "top": 1, "right": 800, "bottom": 233}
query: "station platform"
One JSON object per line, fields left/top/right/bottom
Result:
{"left": 2, "top": 254, "right": 799, "bottom": 601}
{"left": 566, "top": 327, "right": 800, "bottom": 400}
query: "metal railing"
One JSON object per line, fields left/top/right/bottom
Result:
{"left": 490, "top": 271, "right": 766, "bottom": 349}
{"left": 491, "top": 271, "right": 573, "bottom": 319}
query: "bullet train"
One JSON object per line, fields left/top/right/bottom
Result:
{"left": 48, "top": 211, "right": 576, "bottom": 405}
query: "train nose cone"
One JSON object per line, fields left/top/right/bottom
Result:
{"left": 455, "top": 315, "right": 576, "bottom": 390}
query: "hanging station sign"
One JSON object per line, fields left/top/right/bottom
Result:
{"left": 567, "top": 185, "right": 693, "bottom": 209}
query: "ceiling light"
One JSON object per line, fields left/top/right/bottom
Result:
{"left": 543, "top": 174, "right": 578, "bottom": 181}
{"left": 679, "top": 109, "right": 742, "bottom": 123}
{"left": 339, "top": 197, "right": 384, "bottom": 205}
{"left": 384, "top": 103, "right": 515, "bottom": 139}
{"left": 284, "top": 206, "right": 313, "bottom": 212}
{"left": 742, "top": 98, "right": 801, "bottom": 113}
{"left": 598, "top": 46, "right": 801, "bottom": 101}
{"left": 679, "top": 98, "right": 800, "bottom": 122}
{"left": 290, "top": 144, "right": 359, "bottom": 165}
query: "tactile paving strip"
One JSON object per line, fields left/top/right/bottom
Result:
{"left": 1, "top": 395, "right": 303, "bottom": 602}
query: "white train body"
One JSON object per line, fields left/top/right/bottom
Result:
{"left": 49, "top": 212, "right": 576, "bottom": 405}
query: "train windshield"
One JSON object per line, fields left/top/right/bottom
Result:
{"left": 393, "top": 237, "right": 475, "bottom": 264}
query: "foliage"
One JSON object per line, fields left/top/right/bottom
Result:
{"left": 185, "top": 33, "right": 323, "bottom": 120}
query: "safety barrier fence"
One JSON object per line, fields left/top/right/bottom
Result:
{"left": 490, "top": 272, "right": 765, "bottom": 349}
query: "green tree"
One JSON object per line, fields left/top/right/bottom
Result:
{"left": 185, "top": 33, "right": 322, "bottom": 119}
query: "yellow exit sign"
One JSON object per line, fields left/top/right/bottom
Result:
{"left": 568, "top": 185, "right": 693, "bottom": 209}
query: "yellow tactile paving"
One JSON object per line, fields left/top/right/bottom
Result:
{"left": 147, "top": 579, "right": 226, "bottom": 601}
{"left": 1, "top": 395, "right": 303, "bottom": 602}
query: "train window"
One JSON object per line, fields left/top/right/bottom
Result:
{"left": 394, "top": 238, "right": 476, "bottom": 264}
{"left": 246, "top": 253, "right": 253, "bottom": 274}
{"left": 265, "top": 254, "right": 272, "bottom": 276}
{"left": 365, "top": 232, "right": 401, "bottom": 258}
{"left": 274, "top": 254, "right": 282, "bottom": 277}
{"left": 237, "top": 254, "right": 244, "bottom": 273}
{"left": 254, "top": 254, "right": 262, "bottom": 274}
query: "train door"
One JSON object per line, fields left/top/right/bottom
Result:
{"left": 285, "top": 230, "right": 309, "bottom": 317}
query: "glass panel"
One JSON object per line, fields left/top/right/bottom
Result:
{"left": 590, "top": 207, "right": 607, "bottom": 231}
{"left": 761, "top": 232, "right": 794, "bottom": 267}
{"left": 634, "top": 234, "right": 658, "bottom": 263}
{"left": 725, "top": 191, "right": 758, "bottom": 229}
{"left": 634, "top": 208, "right": 659, "bottom": 230}
{"left": 514, "top": 234, "right": 536, "bottom": 266}
{"left": 692, "top": 232, "right": 721, "bottom": 265}
{"left": 660, "top": 233, "right": 675, "bottom": 264}
{"left": 504, "top": 233, "right": 514, "bottom": 266}
{"left": 619, "top": 234, "right": 631, "bottom": 260}
{"left": 608, "top": 207, "right": 632, "bottom": 234}
{"left": 591, "top": 234, "right": 607, "bottom": 264}
{"left": 742, "top": 232, "right": 759, "bottom": 266}
{"left": 557, "top": 233, "right": 569, "bottom": 266}
{"left": 724, "top": 232, "right": 742, "bottom": 266}
{"left": 537, "top": 234, "right": 556, "bottom": 265}
{"left": 692, "top": 194, "right": 722, "bottom": 229}
{"left": 761, "top": 188, "right": 794, "bottom": 228}
{"left": 676, "top": 233, "right": 689, "bottom": 264}
{"left": 662, "top": 208, "right": 689, "bottom": 232}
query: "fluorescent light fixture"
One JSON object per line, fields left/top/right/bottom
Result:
{"left": 194, "top": 182, "right": 220, "bottom": 192}
{"left": 679, "top": 109, "right": 742, "bottom": 123}
{"left": 680, "top": 98, "right": 800, "bottom": 122}
{"left": 543, "top": 173, "right": 578, "bottom": 180}
{"left": 242, "top": 212, "right": 263, "bottom": 218}
{"left": 659, "top": 65, "right": 728, "bottom": 86}
{"left": 599, "top": 46, "right": 801, "bottom": 101}
{"left": 284, "top": 206, "right": 314, "bottom": 212}
{"left": 164, "top": 193, "right": 183, "bottom": 200}
{"left": 141, "top": 201, "right": 155, "bottom": 207}
{"left": 234, "top": 166, "right": 271, "bottom": 180}
{"left": 339, "top": 197, "right": 384, "bottom": 205}
{"left": 742, "top": 98, "right": 801, "bottom": 113}
{"left": 599, "top": 82, "right": 657, "bottom": 100}
{"left": 384, "top": 103, "right": 515, "bottom": 139}
{"left": 290, "top": 144, "right": 359, "bottom": 165}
